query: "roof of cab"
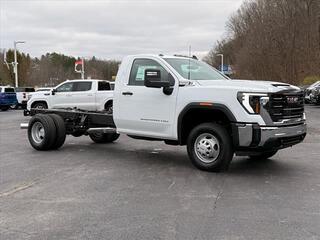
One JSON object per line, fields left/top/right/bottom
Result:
{"left": 126, "top": 54, "right": 195, "bottom": 60}
{"left": 65, "top": 79, "right": 110, "bottom": 82}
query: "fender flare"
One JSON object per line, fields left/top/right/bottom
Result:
{"left": 30, "top": 99, "right": 49, "bottom": 108}
{"left": 177, "top": 102, "right": 237, "bottom": 144}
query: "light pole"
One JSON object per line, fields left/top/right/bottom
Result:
{"left": 14, "top": 41, "right": 26, "bottom": 87}
{"left": 217, "top": 54, "right": 224, "bottom": 73}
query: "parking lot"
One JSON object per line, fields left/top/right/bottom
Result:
{"left": 0, "top": 106, "right": 320, "bottom": 240}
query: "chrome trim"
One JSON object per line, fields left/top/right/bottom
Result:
{"left": 236, "top": 123, "right": 307, "bottom": 147}
{"left": 259, "top": 123, "right": 307, "bottom": 146}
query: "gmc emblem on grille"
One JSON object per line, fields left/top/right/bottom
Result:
{"left": 286, "top": 96, "right": 299, "bottom": 104}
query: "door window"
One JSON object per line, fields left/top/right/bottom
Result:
{"left": 98, "top": 81, "right": 111, "bottom": 91}
{"left": 73, "top": 82, "right": 92, "bottom": 91}
{"left": 55, "top": 82, "right": 73, "bottom": 92}
{"left": 129, "top": 59, "right": 168, "bottom": 86}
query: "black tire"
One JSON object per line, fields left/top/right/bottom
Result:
{"left": 48, "top": 114, "right": 66, "bottom": 149}
{"left": 33, "top": 102, "right": 47, "bottom": 109}
{"left": 28, "top": 114, "right": 57, "bottom": 150}
{"left": 1, "top": 106, "right": 9, "bottom": 111}
{"left": 104, "top": 102, "right": 113, "bottom": 114}
{"left": 249, "top": 150, "right": 278, "bottom": 160}
{"left": 89, "top": 132, "right": 120, "bottom": 143}
{"left": 187, "top": 123, "right": 234, "bottom": 172}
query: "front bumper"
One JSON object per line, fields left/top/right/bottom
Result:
{"left": 233, "top": 122, "right": 307, "bottom": 151}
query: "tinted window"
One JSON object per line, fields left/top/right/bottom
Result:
{"left": 4, "top": 88, "right": 15, "bottom": 93}
{"left": 55, "top": 82, "right": 73, "bottom": 92}
{"left": 129, "top": 59, "right": 168, "bottom": 86}
{"left": 15, "top": 87, "right": 35, "bottom": 92}
{"left": 98, "top": 81, "right": 111, "bottom": 91}
{"left": 25, "top": 88, "right": 35, "bottom": 92}
{"left": 73, "top": 82, "right": 92, "bottom": 91}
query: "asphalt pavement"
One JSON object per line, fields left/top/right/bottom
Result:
{"left": 0, "top": 106, "right": 320, "bottom": 240}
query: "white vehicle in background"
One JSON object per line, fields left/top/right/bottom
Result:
{"left": 304, "top": 81, "right": 320, "bottom": 103}
{"left": 14, "top": 87, "right": 35, "bottom": 109}
{"left": 25, "top": 79, "right": 114, "bottom": 115}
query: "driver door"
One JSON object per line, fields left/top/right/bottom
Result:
{"left": 117, "top": 58, "right": 178, "bottom": 139}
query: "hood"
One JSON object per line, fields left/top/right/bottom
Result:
{"left": 196, "top": 79, "right": 301, "bottom": 93}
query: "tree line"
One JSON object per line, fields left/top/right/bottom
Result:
{"left": 204, "top": 0, "right": 320, "bottom": 85}
{"left": 0, "top": 50, "right": 120, "bottom": 87}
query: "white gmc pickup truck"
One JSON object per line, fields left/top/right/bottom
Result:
{"left": 22, "top": 54, "right": 307, "bottom": 172}
{"left": 26, "top": 79, "right": 114, "bottom": 114}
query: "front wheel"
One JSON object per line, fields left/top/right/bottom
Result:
{"left": 89, "top": 132, "right": 120, "bottom": 143}
{"left": 187, "top": 123, "right": 234, "bottom": 172}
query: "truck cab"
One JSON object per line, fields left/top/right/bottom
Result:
{"left": 113, "top": 55, "right": 306, "bottom": 170}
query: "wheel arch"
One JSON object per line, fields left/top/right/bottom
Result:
{"left": 104, "top": 99, "right": 113, "bottom": 108}
{"left": 31, "top": 100, "right": 48, "bottom": 108}
{"left": 177, "top": 103, "right": 236, "bottom": 145}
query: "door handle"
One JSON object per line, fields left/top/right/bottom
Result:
{"left": 122, "top": 91, "right": 133, "bottom": 96}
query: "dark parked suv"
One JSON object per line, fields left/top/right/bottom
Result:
{"left": 0, "top": 86, "right": 18, "bottom": 111}
{"left": 310, "top": 86, "right": 320, "bottom": 105}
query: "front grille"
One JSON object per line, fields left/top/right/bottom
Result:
{"left": 267, "top": 92, "right": 304, "bottom": 123}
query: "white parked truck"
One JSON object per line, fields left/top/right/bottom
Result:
{"left": 15, "top": 87, "right": 35, "bottom": 109}
{"left": 22, "top": 55, "right": 307, "bottom": 172}
{"left": 25, "top": 79, "right": 114, "bottom": 114}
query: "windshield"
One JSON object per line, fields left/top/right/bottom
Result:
{"left": 164, "top": 58, "right": 228, "bottom": 81}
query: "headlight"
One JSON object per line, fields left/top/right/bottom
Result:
{"left": 237, "top": 92, "right": 269, "bottom": 114}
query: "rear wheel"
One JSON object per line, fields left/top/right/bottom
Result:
{"left": 48, "top": 114, "right": 66, "bottom": 149}
{"left": 249, "top": 150, "right": 278, "bottom": 160}
{"left": 28, "top": 114, "right": 57, "bottom": 150}
{"left": 187, "top": 123, "right": 233, "bottom": 172}
{"left": 89, "top": 132, "right": 120, "bottom": 143}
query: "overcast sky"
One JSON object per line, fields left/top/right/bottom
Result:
{"left": 0, "top": 0, "right": 243, "bottom": 60}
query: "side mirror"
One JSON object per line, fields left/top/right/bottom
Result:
{"left": 52, "top": 89, "right": 56, "bottom": 95}
{"left": 144, "top": 69, "right": 170, "bottom": 88}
